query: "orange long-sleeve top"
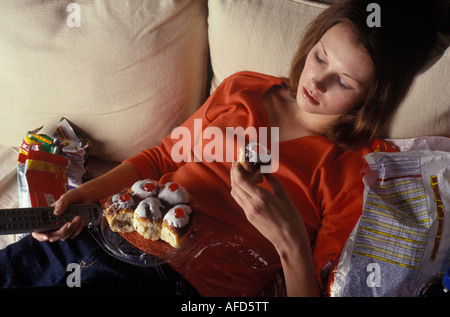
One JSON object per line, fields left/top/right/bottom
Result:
{"left": 124, "top": 71, "right": 372, "bottom": 296}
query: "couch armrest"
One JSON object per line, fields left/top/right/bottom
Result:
{"left": 0, "top": 145, "right": 19, "bottom": 248}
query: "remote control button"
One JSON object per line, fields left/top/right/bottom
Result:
{"left": 39, "top": 211, "right": 52, "bottom": 225}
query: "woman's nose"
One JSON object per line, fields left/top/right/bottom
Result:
{"left": 312, "top": 76, "right": 326, "bottom": 93}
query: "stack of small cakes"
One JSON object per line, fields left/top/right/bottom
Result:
{"left": 104, "top": 179, "right": 193, "bottom": 248}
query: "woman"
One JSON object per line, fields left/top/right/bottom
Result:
{"left": 229, "top": 0, "right": 436, "bottom": 296}
{"left": 1, "top": 0, "right": 434, "bottom": 296}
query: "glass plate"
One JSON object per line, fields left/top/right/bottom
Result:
{"left": 88, "top": 211, "right": 164, "bottom": 267}
{"left": 88, "top": 205, "right": 207, "bottom": 268}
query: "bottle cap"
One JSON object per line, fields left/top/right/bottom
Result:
{"left": 443, "top": 267, "right": 450, "bottom": 291}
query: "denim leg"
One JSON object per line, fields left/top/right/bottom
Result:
{"left": 0, "top": 230, "right": 99, "bottom": 287}
{"left": 0, "top": 230, "right": 199, "bottom": 296}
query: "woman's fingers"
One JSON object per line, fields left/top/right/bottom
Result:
{"left": 31, "top": 188, "right": 88, "bottom": 242}
{"left": 43, "top": 216, "right": 85, "bottom": 242}
{"left": 31, "top": 232, "right": 50, "bottom": 242}
{"left": 53, "top": 188, "right": 83, "bottom": 215}
{"left": 230, "top": 161, "right": 274, "bottom": 219}
{"left": 231, "top": 162, "right": 267, "bottom": 196}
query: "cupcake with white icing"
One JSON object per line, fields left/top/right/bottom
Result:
{"left": 131, "top": 179, "right": 159, "bottom": 200}
{"left": 160, "top": 204, "right": 193, "bottom": 248}
{"left": 105, "top": 193, "right": 135, "bottom": 233}
{"left": 133, "top": 197, "right": 165, "bottom": 240}
{"left": 158, "top": 182, "right": 190, "bottom": 206}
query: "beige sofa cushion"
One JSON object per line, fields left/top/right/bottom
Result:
{"left": 0, "top": 0, "right": 208, "bottom": 162}
{"left": 208, "top": 0, "right": 450, "bottom": 139}
{"left": 207, "top": 0, "right": 328, "bottom": 92}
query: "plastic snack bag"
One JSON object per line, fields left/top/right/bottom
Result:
{"left": 17, "top": 119, "right": 92, "bottom": 207}
{"left": 330, "top": 136, "right": 450, "bottom": 297}
{"left": 54, "top": 118, "right": 92, "bottom": 189}
{"left": 18, "top": 127, "right": 59, "bottom": 156}
{"left": 17, "top": 127, "right": 69, "bottom": 208}
{"left": 17, "top": 149, "right": 69, "bottom": 208}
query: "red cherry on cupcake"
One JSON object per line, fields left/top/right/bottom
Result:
{"left": 144, "top": 183, "right": 156, "bottom": 192}
{"left": 119, "top": 194, "right": 131, "bottom": 202}
{"left": 168, "top": 183, "right": 179, "bottom": 192}
{"left": 174, "top": 207, "right": 185, "bottom": 218}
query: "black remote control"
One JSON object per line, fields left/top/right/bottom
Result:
{"left": 0, "top": 204, "right": 101, "bottom": 235}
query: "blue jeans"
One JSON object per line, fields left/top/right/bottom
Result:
{"left": 0, "top": 229, "right": 199, "bottom": 296}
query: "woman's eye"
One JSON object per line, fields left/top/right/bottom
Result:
{"left": 313, "top": 51, "right": 352, "bottom": 90}
{"left": 313, "top": 52, "right": 325, "bottom": 64}
{"left": 337, "top": 77, "right": 351, "bottom": 90}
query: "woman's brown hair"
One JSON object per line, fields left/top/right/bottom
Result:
{"left": 285, "top": 0, "right": 436, "bottom": 149}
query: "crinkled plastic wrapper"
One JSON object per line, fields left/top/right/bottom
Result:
{"left": 330, "top": 136, "right": 450, "bottom": 297}
{"left": 17, "top": 118, "right": 92, "bottom": 208}
{"left": 17, "top": 149, "right": 69, "bottom": 208}
{"left": 17, "top": 127, "right": 69, "bottom": 208}
{"left": 54, "top": 118, "right": 92, "bottom": 189}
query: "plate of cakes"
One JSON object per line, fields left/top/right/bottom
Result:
{"left": 89, "top": 179, "right": 200, "bottom": 266}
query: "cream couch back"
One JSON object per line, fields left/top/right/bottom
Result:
{"left": 0, "top": 0, "right": 209, "bottom": 162}
{"left": 1, "top": 0, "right": 449, "bottom": 164}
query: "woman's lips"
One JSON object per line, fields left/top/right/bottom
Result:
{"left": 302, "top": 87, "right": 319, "bottom": 105}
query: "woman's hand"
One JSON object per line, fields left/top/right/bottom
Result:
{"left": 230, "top": 161, "right": 304, "bottom": 251}
{"left": 32, "top": 162, "right": 142, "bottom": 243}
{"left": 31, "top": 188, "right": 88, "bottom": 242}
{"left": 230, "top": 161, "right": 320, "bottom": 296}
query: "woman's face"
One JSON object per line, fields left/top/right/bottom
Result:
{"left": 297, "top": 23, "right": 374, "bottom": 117}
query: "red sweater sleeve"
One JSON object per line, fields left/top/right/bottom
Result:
{"left": 123, "top": 71, "right": 272, "bottom": 180}
{"left": 124, "top": 99, "right": 211, "bottom": 180}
